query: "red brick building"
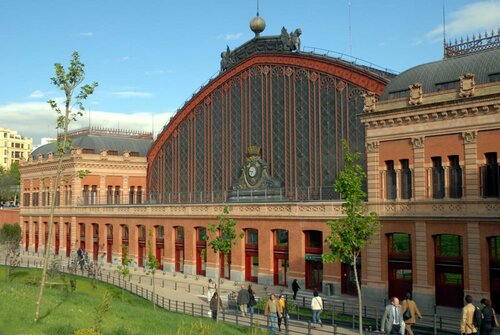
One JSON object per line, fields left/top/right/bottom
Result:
{"left": 19, "top": 24, "right": 500, "bottom": 309}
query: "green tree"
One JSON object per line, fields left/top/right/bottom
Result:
{"left": 144, "top": 229, "right": 160, "bottom": 310}
{"left": 322, "top": 141, "right": 381, "bottom": 335}
{"left": 205, "top": 206, "right": 243, "bottom": 322}
{"left": 0, "top": 223, "right": 22, "bottom": 281}
{"left": 115, "top": 244, "right": 133, "bottom": 302}
{"left": 0, "top": 163, "right": 20, "bottom": 205}
{"left": 34, "top": 51, "right": 97, "bottom": 322}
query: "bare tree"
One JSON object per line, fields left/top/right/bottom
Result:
{"left": 34, "top": 52, "right": 97, "bottom": 322}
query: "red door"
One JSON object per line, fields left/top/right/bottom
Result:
{"left": 25, "top": 224, "right": 29, "bottom": 251}
{"left": 138, "top": 238, "right": 145, "bottom": 267}
{"left": 306, "top": 260, "right": 323, "bottom": 291}
{"left": 388, "top": 261, "right": 412, "bottom": 300}
{"left": 55, "top": 229, "right": 60, "bottom": 255}
{"left": 156, "top": 245, "right": 164, "bottom": 270}
{"left": 220, "top": 253, "right": 230, "bottom": 279}
{"left": 107, "top": 238, "right": 112, "bottom": 263}
{"left": 196, "top": 247, "right": 206, "bottom": 276}
{"left": 274, "top": 254, "right": 288, "bottom": 286}
{"left": 245, "top": 252, "right": 258, "bottom": 282}
{"left": 341, "top": 262, "right": 359, "bottom": 296}
{"left": 66, "top": 224, "right": 71, "bottom": 257}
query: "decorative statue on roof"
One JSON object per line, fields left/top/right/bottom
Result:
{"left": 220, "top": 45, "right": 235, "bottom": 72}
{"left": 280, "top": 27, "right": 302, "bottom": 52}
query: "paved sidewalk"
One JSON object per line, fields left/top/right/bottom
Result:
{"left": 8, "top": 250, "right": 361, "bottom": 335}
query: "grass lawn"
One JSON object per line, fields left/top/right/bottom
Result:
{"left": 0, "top": 266, "right": 249, "bottom": 335}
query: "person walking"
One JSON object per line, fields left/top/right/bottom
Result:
{"left": 401, "top": 292, "right": 423, "bottom": 335}
{"left": 237, "top": 285, "right": 250, "bottom": 317}
{"left": 461, "top": 295, "right": 478, "bottom": 335}
{"left": 207, "top": 278, "right": 216, "bottom": 302}
{"left": 264, "top": 294, "right": 279, "bottom": 334}
{"left": 480, "top": 298, "right": 499, "bottom": 335}
{"left": 248, "top": 284, "right": 257, "bottom": 316}
{"left": 277, "top": 294, "right": 288, "bottom": 332}
{"left": 292, "top": 279, "right": 301, "bottom": 300}
{"left": 210, "top": 292, "right": 223, "bottom": 321}
{"left": 311, "top": 290, "right": 323, "bottom": 328}
{"left": 381, "top": 297, "right": 405, "bottom": 335}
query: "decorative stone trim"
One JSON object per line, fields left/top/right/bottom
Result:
{"left": 461, "top": 130, "right": 477, "bottom": 144}
{"left": 411, "top": 137, "right": 425, "bottom": 149}
{"left": 409, "top": 83, "right": 423, "bottom": 105}
{"left": 362, "top": 103, "right": 498, "bottom": 129}
{"left": 366, "top": 141, "right": 379, "bottom": 153}
{"left": 459, "top": 73, "right": 476, "bottom": 97}
{"left": 363, "top": 91, "right": 377, "bottom": 113}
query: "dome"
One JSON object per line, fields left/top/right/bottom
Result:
{"left": 249, "top": 14, "right": 266, "bottom": 37}
{"left": 380, "top": 48, "right": 500, "bottom": 100}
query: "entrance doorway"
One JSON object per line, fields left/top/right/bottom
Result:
{"left": 106, "top": 225, "right": 113, "bottom": 263}
{"left": 387, "top": 233, "right": 412, "bottom": 299}
{"left": 220, "top": 252, "right": 231, "bottom": 279}
{"left": 306, "top": 259, "right": 323, "bottom": 290}
{"left": 341, "top": 259, "right": 360, "bottom": 296}
{"left": 54, "top": 223, "right": 60, "bottom": 255}
{"left": 434, "top": 234, "right": 463, "bottom": 307}
{"left": 488, "top": 236, "right": 500, "bottom": 308}
{"left": 305, "top": 230, "right": 323, "bottom": 291}
{"left": 273, "top": 229, "right": 289, "bottom": 286}
{"left": 245, "top": 229, "right": 258, "bottom": 282}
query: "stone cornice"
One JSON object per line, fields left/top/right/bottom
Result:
{"left": 362, "top": 102, "right": 499, "bottom": 130}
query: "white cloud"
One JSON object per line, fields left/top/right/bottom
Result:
{"left": 121, "top": 56, "right": 130, "bottom": 61}
{"left": 0, "top": 101, "right": 174, "bottom": 145}
{"left": 218, "top": 32, "right": 243, "bottom": 40}
{"left": 111, "top": 91, "right": 153, "bottom": 98}
{"left": 79, "top": 32, "right": 94, "bottom": 37}
{"left": 426, "top": 1, "right": 500, "bottom": 41}
{"left": 28, "top": 90, "right": 45, "bottom": 98}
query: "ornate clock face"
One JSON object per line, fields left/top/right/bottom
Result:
{"left": 248, "top": 166, "right": 257, "bottom": 177}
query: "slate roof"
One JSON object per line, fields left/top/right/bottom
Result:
{"left": 380, "top": 48, "right": 500, "bottom": 100}
{"left": 31, "top": 135, "right": 152, "bottom": 158}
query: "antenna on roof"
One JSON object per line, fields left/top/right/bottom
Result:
{"left": 348, "top": 0, "right": 352, "bottom": 56}
{"left": 442, "top": 1, "right": 446, "bottom": 58}
{"left": 257, "top": 0, "right": 260, "bottom": 15}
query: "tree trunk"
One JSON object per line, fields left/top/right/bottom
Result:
{"left": 152, "top": 272, "right": 156, "bottom": 310}
{"left": 34, "top": 110, "right": 70, "bottom": 322}
{"left": 216, "top": 250, "right": 221, "bottom": 323}
{"left": 353, "top": 253, "right": 363, "bottom": 335}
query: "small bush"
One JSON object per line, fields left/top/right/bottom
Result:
{"left": 73, "top": 328, "right": 102, "bottom": 335}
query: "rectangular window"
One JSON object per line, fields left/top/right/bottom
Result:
{"left": 448, "top": 155, "right": 462, "bottom": 199}
{"left": 114, "top": 186, "right": 120, "bottom": 204}
{"left": 386, "top": 160, "right": 396, "bottom": 200}
{"left": 82, "top": 185, "right": 89, "bottom": 205}
{"left": 107, "top": 186, "right": 113, "bottom": 204}
{"left": 137, "top": 186, "right": 142, "bottom": 204}
{"left": 483, "top": 152, "right": 499, "bottom": 198}
{"left": 129, "top": 186, "right": 135, "bottom": 204}
{"left": 432, "top": 157, "right": 445, "bottom": 199}
{"left": 435, "top": 235, "right": 463, "bottom": 257}
{"left": 91, "top": 185, "right": 97, "bottom": 205}
{"left": 400, "top": 159, "right": 412, "bottom": 200}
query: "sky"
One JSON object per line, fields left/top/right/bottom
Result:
{"left": 1, "top": 0, "right": 499, "bottom": 145}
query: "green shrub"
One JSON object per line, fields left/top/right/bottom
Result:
{"left": 73, "top": 328, "right": 102, "bottom": 335}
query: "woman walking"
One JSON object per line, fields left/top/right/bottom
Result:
{"left": 264, "top": 294, "right": 280, "bottom": 333}
{"left": 401, "top": 292, "right": 423, "bottom": 335}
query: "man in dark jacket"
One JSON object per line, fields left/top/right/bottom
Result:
{"left": 292, "top": 279, "right": 301, "bottom": 300}
{"left": 237, "top": 285, "right": 250, "bottom": 316}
